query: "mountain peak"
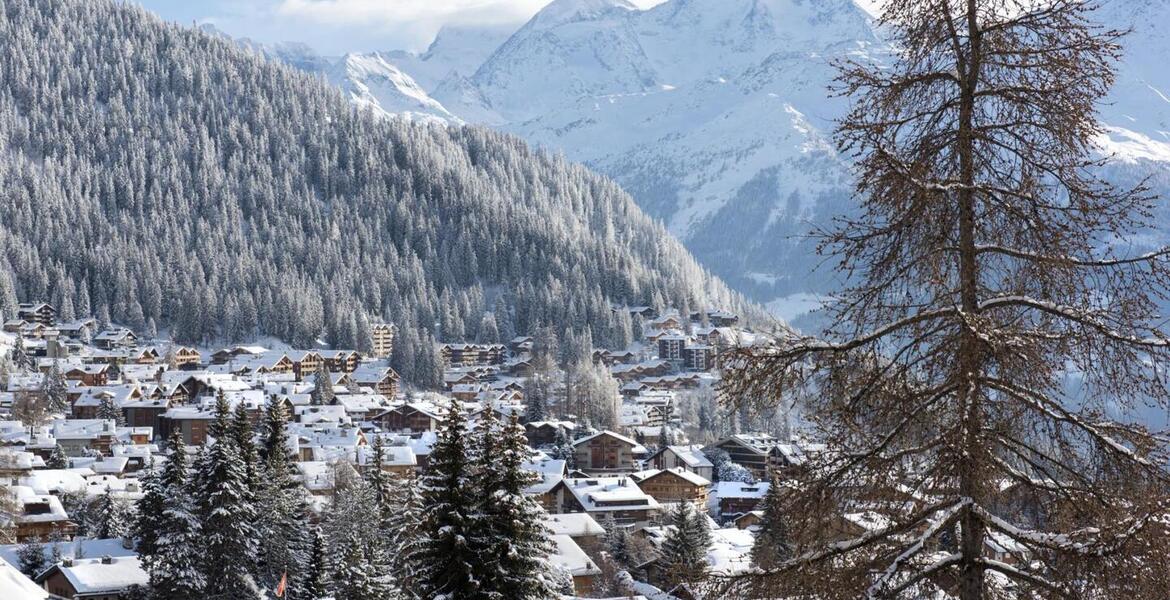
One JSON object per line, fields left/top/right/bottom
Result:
{"left": 528, "top": 0, "right": 640, "bottom": 29}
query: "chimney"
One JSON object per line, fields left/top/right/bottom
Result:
{"left": 100, "top": 556, "right": 114, "bottom": 565}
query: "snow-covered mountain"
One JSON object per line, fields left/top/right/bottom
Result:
{"left": 330, "top": 53, "right": 460, "bottom": 124}
{"left": 320, "top": 0, "right": 1170, "bottom": 325}
{"left": 427, "top": 0, "right": 879, "bottom": 322}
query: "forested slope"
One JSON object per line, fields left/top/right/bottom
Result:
{"left": 0, "top": 0, "right": 762, "bottom": 382}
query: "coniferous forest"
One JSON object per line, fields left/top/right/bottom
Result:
{"left": 0, "top": 0, "right": 762, "bottom": 384}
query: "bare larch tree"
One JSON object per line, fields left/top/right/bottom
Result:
{"left": 719, "top": 1, "right": 1170, "bottom": 598}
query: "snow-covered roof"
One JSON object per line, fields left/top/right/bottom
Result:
{"left": 0, "top": 559, "right": 45, "bottom": 599}
{"left": 548, "top": 535, "right": 601, "bottom": 577}
{"left": 543, "top": 513, "right": 606, "bottom": 538}
{"left": 713, "top": 481, "right": 770, "bottom": 500}
{"left": 49, "top": 555, "right": 148, "bottom": 594}
{"left": 634, "top": 467, "right": 710, "bottom": 487}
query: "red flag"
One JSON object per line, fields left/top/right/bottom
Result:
{"left": 275, "top": 572, "right": 287, "bottom": 598}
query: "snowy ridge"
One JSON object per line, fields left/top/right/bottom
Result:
{"left": 329, "top": 53, "right": 460, "bottom": 125}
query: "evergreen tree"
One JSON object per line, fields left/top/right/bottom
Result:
{"left": 144, "top": 431, "right": 205, "bottom": 600}
{"left": 657, "top": 502, "right": 710, "bottom": 589}
{"left": 364, "top": 435, "right": 395, "bottom": 526}
{"left": 750, "top": 475, "right": 791, "bottom": 572}
{"left": 11, "top": 336, "right": 33, "bottom": 372}
{"left": 302, "top": 526, "right": 329, "bottom": 600}
{"left": 331, "top": 531, "right": 390, "bottom": 600}
{"left": 602, "top": 514, "right": 634, "bottom": 569}
{"left": 386, "top": 472, "right": 425, "bottom": 600}
{"left": 478, "top": 414, "right": 559, "bottom": 599}
{"left": 132, "top": 461, "right": 163, "bottom": 557}
{"left": 412, "top": 399, "right": 481, "bottom": 599}
{"left": 195, "top": 393, "right": 260, "bottom": 598}
{"left": 94, "top": 487, "right": 130, "bottom": 539}
{"left": 46, "top": 444, "right": 69, "bottom": 469}
{"left": 96, "top": 394, "right": 125, "bottom": 427}
{"left": 257, "top": 399, "right": 312, "bottom": 596}
{"left": 16, "top": 540, "right": 47, "bottom": 579}
{"left": 42, "top": 362, "right": 70, "bottom": 415}
{"left": 309, "top": 363, "right": 334, "bottom": 406}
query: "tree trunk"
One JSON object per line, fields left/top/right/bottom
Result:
{"left": 957, "top": 1, "right": 984, "bottom": 599}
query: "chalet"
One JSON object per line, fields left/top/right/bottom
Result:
{"left": 209, "top": 345, "right": 263, "bottom": 364}
{"left": 767, "top": 443, "right": 812, "bottom": 479}
{"left": 714, "top": 481, "right": 770, "bottom": 519}
{"left": 333, "top": 394, "right": 392, "bottom": 421}
{"left": 440, "top": 343, "right": 506, "bottom": 368}
{"left": 543, "top": 512, "right": 606, "bottom": 555}
{"left": 56, "top": 319, "right": 99, "bottom": 340}
{"left": 547, "top": 477, "right": 661, "bottom": 528}
{"left": 714, "top": 433, "right": 781, "bottom": 478}
{"left": 504, "top": 357, "right": 535, "bottom": 378}
{"left": 0, "top": 450, "right": 43, "bottom": 483}
{"left": 72, "top": 385, "right": 142, "bottom": 421}
{"left": 287, "top": 350, "right": 323, "bottom": 380}
{"left": 320, "top": 349, "right": 361, "bottom": 373}
{"left": 121, "top": 396, "right": 174, "bottom": 434}
{"left": 8, "top": 485, "right": 76, "bottom": 541}
{"left": 17, "top": 302, "right": 56, "bottom": 326}
{"left": 508, "top": 336, "right": 534, "bottom": 354}
{"left": 169, "top": 346, "right": 201, "bottom": 368}
{"left": 572, "top": 430, "right": 646, "bottom": 474}
{"left": 549, "top": 535, "right": 602, "bottom": 596}
{"left": 646, "top": 445, "right": 714, "bottom": 481}
{"left": 525, "top": 420, "right": 575, "bottom": 447}
{"left": 92, "top": 329, "right": 137, "bottom": 350}
{"left": 349, "top": 364, "right": 400, "bottom": 398}
{"left": 707, "top": 310, "right": 739, "bottom": 327}
{"left": 632, "top": 468, "right": 710, "bottom": 510}
{"left": 38, "top": 555, "right": 149, "bottom": 599}
{"left": 734, "top": 510, "right": 766, "bottom": 530}
{"left": 371, "top": 323, "right": 397, "bottom": 358}
{"left": 160, "top": 406, "right": 216, "bottom": 445}
{"left": 230, "top": 353, "right": 294, "bottom": 376}
{"left": 443, "top": 370, "right": 480, "bottom": 390}
{"left": 374, "top": 402, "right": 443, "bottom": 435}
{"left": 65, "top": 364, "right": 110, "bottom": 387}
{"left": 647, "top": 312, "right": 683, "bottom": 332}
{"left": 355, "top": 441, "right": 417, "bottom": 477}
{"left": 450, "top": 383, "right": 484, "bottom": 402}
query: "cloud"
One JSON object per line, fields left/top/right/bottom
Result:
{"left": 277, "top": 0, "right": 551, "bottom": 28}
{"left": 137, "top": 0, "right": 668, "bottom": 54}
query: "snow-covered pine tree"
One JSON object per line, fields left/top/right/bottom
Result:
{"left": 478, "top": 413, "right": 559, "bottom": 600}
{"left": 96, "top": 394, "right": 125, "bottom": 427}
{"left": 257, "top": 398, "right": 312, "bottom": 596}
{"left": 231, "top": 401, "right": 260, "bottom": 511}
{"left": 145, "top": 430, "right": 205, "bottom": 600}
{"left": 42, "top": 362, "right": 69, "bottom": 415}
{"left": 386, "top": 471, "right": 425, "bottom": 599}
{"left": 195, "top": 392, "right": 260, "bottom": 599}
{"left": 131, "top": 461, "right": 163, "bottom": 557}
{"left": 657, "top": 502, "right": 710, "bottom": 589}
{"left": 47, "top": 444, "right": 68, "bottom": 469}
{"left": 602, "top": 514, "right": 633, "bottom": 569}
{"left": 330, "top": 530, "right": 392, "bottom": 600}
{"left": 749, "top": 475, "right": 791, "bottom": 572}
{"left": 303, "top": 526, "right": 329, "bottom": 600}
{"left": 324, "top": 466, "right": 392, "bottom": 599}
{"left": 16, "top": 540, "right": 46, "bottom": 579}
{"left": 93, "top": 487, "right": 129, "bottom": 539}
{"left": 364, "top": 435, "right": 396, "bottom": 527}
{"left": 411, "top": 399, "right": 481, "bottom": 599}
{"left": 309, "top": 363, "right": 334, "bottom": 406}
